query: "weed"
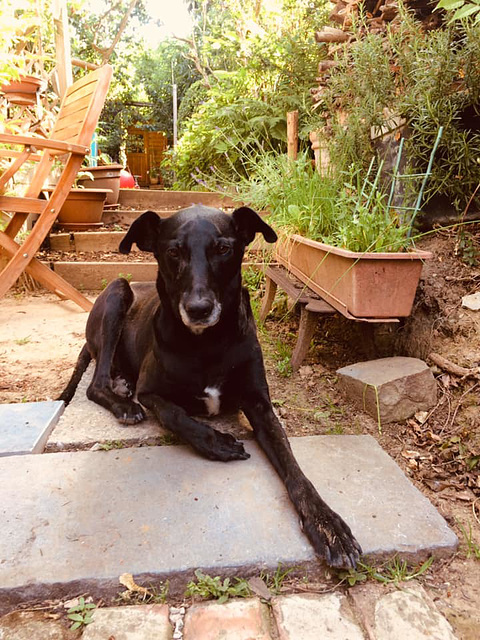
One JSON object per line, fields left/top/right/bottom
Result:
{"left": 98, "top": 440, "right": 126, "bottom": 450}
{"left": 14, "top": 336, "right": 31, "bottom": 345}
{"left": 260, "top": 563, "right": 295, "bottom": 594}
{"left": 326, "top": 423, "right": 344, "bottom": 435}
{"left": 185, "top": 569, "right": 251, "bottom": 604}
{"left": 275, "top": 339, "right": 292, "bottom": 377}
{"left": 118, "top": 272, "right": 133, "bottom": 282}
{"left": 455, "top": 229, "right": 479, "bottom": 266}
{"left": 457, "top": 521, "right": 480, "bottom": 560}
{"left": 118, "top": 580, "right": 170, "bottom": 604}
{"left": 338, "top": 556, "right": 434, "bottom": 586}
{"left": 100, "top": 278, "right": 108, "bottom": 290}
{"left": 66, "top": 596, "right": 96, "bottom": 630}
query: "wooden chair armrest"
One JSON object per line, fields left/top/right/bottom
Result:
{"left": 0, "top": 133, "right": 90, "bottom": 156}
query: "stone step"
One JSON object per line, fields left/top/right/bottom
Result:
{"left": 0, "top": 434, "right": 457, "bottom": 610}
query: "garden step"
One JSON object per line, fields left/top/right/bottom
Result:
{"left": 0, "top": 435, "right": 457, "bottom": 609}
{"left": 118, "top": 188, "right": 235, "bottom": 210}
{"left": 0, "top": 401, "right": 64, "bottom": 456}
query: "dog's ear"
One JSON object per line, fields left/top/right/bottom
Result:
{"left": 119, "top": 211, "right": 161, "bottom": 254}
{"left": 232, "top": 206, "right": 277, "bottom": 245}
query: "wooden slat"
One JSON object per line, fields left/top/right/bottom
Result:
{"left": 0, "top": 196, "right": 47, "bottom": 214}
{"left": 0, "top": 133, "right": 89, "bottom": 155}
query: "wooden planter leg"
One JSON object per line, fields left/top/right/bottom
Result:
{"left": 291, "top": 306, "right": 317, "bottom": 371}
{"left": 259, "top": 274, "right": 277, "bottom": 324}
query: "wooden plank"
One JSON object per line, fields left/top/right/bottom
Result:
{"left": 118, "top": 189, "right": 236, "bottom": 209}
{"left": 287, "top": 110, "right": 299, "bottom": 161}
{"left": 51, "top": 261, "right": 157, "bottom": 289}
{"left": 50, "top": 231, "right": 133, "bottom": 252}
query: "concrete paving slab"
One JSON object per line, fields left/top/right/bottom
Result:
{"left": 0, "top": 436, "right": 457, "bottom": 609}
{"left": 183, "top": 598, "right": 272, "bottom": 640}
{"left": 0, "top": 401, "right": 64, "bottom": 456}
{"left": 48, "top": 364, "right": 252, "bottom": 451}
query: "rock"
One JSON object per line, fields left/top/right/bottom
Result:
{"left": 461, "top": 292, "right": 480, "bottom": 311}
{"left": 336, "top": 357, "right": 437, "bottom": 424}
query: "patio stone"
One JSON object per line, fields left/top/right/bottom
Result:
{"left": 0, "top": 435, "right": 457, "bottom": 609}
{"left": 0, "top": 400, "right": 64, "bottom": 456}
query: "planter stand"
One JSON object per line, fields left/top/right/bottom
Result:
{"left": 259, "top": 266, "right": 336, "bottom": 370}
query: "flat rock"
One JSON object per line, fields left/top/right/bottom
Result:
{"left": 0, "top": 435, "right": 457, "bottom": 609}
{"left": 337, "top": 357, "right": 437, "bottom": 424}
{"left": 461, "top": 291, "right": 480, "bottom": 311}
{"left": 0, "top": 401, "right": 64, "bottom": 456}
{"left": 184, "top": 599, "right": 271, "bottom": 640}
{"left": 48, "top": 363, "right": 252, "bottom": 450}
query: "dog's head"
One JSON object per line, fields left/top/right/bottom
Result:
{"left": 119, "top": 205, "right": 277, "bottom": 334}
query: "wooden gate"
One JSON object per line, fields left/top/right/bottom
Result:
{"left": 126, "top": 128, "right": 168, "bottom": 187}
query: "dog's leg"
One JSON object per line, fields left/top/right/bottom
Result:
{"left": 86, "top": 279, "right": 145, "bottom": 425}
{"left": 240, "top": 366, "right": 361, "bottom": 569}
{"left": 138, "top": 391, "right": 249, "bottom": 462}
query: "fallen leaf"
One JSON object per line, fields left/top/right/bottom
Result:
{"left": 119, "top": 573, "right": 151, "bottom": 596}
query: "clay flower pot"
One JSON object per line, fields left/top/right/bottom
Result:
{"left": 76, "top": 164, "right": 123, "bottom": 205}
{"left": 50, "top": 188, "right": 112, "bottom": 231}
{"left": 275, "top": 234, "right": 432, "bottom": 320}
{"left": 0, "top": 75, "right": 44, "bottom": 105}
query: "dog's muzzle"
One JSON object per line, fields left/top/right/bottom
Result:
{"left": 179, "top": 296, "right": 221, "bottom": 334}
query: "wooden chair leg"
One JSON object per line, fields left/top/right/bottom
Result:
{"left": 259, "top": 274, "right": 277, "bottom": 324}
{"left": 0, "top": 231, "right": 92, "bottom": 311}
{"left": 291, "top": 306, "right": 318, "bottom": 371}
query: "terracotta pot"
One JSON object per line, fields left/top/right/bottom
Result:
{"left": 0, "top": 75, "right": 44, "bottom": 106}
{"left": 76, "top": 164, "right": 123, "bottom": 204}
{"left": 275, "top": 234, "right": 432, "bottom": 319}
{"left": 50, "top": 188, "right": 111, "bottom": 230}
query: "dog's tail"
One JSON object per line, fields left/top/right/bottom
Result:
{"left": 57, "top": 344, "right": 92, "bottom": 405}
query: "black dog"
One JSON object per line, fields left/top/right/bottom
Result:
{"left": 60, "top": 205, "right": 361, "bottom": 568}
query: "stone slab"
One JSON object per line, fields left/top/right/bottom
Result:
{"left": 0, "top": 401, "right": 64, "bottom": 456}
{"left": 82, "top": 605, "right": 172, "bottom": 640}
{"left": 0, "top": 436, "right": 457, "bottom": 608}
{"left": 273, "top": 593, "right": 364, "bottom": 640}
{"left": 48, "top": 363, "right": 252, "bottom": 451}
{"left": 337, "top": 357, "right": 437, "bottom": 423}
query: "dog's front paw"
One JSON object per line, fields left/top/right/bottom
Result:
{"left": 293, "top": 482, "right": 362, "bottom": 569}
{"left": 113, "top": 400, "right": 146, "bottom": 425}
{"left": 194, "top": 429, "right": 250, "bottom": 462}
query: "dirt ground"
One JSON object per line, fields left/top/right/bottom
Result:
{"left": 1, "top": 228, "right": 480, "bottom": 638}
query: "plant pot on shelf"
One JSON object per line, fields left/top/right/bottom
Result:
{"left": 0, "top": 75, "right": 44, "bottom": 106}
{"left": 275, "top": 234, "right": 431, "bottom": 320}
{"left": 48, "top": 188, "right": 112, "bottom": 231}
{"left": 76, "top": 164, "right": 123, "bottom": 205}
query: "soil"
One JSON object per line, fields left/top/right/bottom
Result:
{"left": 1, "top": 228, "right": 480, "bottom": 638}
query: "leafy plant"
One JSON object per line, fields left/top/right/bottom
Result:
{"left": 436, "top": 0, "right": 480, "bottom": 23}
{"left": 457, "top": 521, "right": 480, "bottom": 559}
{"left": 259, "top": 563, "right": 295, "bottom": 594}
{"left": 185, "top": 569, "right": 251, "bottom": 604}
{"left": 338, "top": 556, "right": 434, "bottom": 586}
{"left": 66, "top": 596, "right": 96, "bottom": 631}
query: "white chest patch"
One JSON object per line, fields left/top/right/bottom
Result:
{"left": 203, "top": 386, "right": 221, "bottom": 416}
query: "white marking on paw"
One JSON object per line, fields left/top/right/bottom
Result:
{"left": 112, "top": 377, "right": 131, "bottom": 398}
{"left": 203, "top": 386, "right": 221, "bottom": 416}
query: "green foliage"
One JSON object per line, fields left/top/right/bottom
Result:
{"left": 259, "top": 564, "right": 295, "bottom": 594}
{"left": 313, "top": 7, "right": 480, "bottom": 211}
{"left": 67, "top": 596, "right": 96, "bottom": 631}
{"left": 185, "top": 569, "right": 251, "bottom": 604}
{"left": 169, "top": 0, "right": 331, "bottom": 188}
{"left": 436, "top": 0, "right": 480, "bottom": 23}
{"left": 216, "top": 151, "right": 415, "bottom": 253}
{"left": 457, "top": 521, "right": 480, "bottom": 559}
{"left": 338, "top": 556, "right": 434, "bottom": 587}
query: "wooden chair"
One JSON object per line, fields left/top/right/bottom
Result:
{"left": 0, "top": 64, "right": 113, "bottom": 311}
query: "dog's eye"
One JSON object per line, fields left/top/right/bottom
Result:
{"left": 166, "top": 247, "right": 180, "bottom": 259}
{"left": 216, "top": 243, "right": 230, "bottom": 255}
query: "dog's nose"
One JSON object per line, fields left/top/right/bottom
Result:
{"left": 185, "top": 297, "right": 214, "bottom": 321}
